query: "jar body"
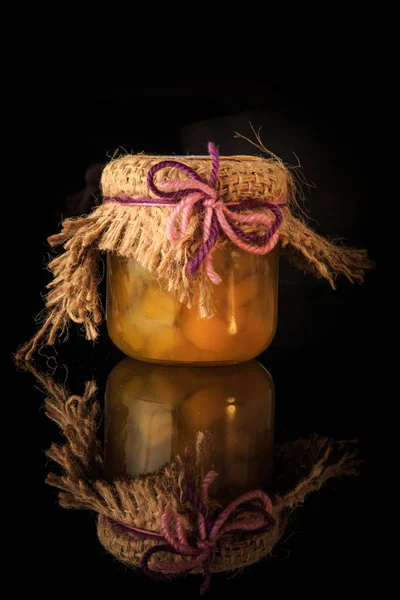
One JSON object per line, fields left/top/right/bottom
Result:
{"left": 107, "top": 245, "right": 279, "bottom": 365}
{"left": 104, "top": 358, "right": 275, "bottom": 501}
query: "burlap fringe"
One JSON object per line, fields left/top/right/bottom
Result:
{"left": 23, "top": 362, "right": 361, "bottom": 574}
{"left": 16, "top": 148, "right": 373, "bottom": 361}
{"left": 280, "top": 209, "right": 372, "bottom": 286}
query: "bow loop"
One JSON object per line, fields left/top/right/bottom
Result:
{"left": 109, "top": 470, "right": 274, "bottom": 595}
{"left": 139, "top": 471, "right": 275, "bottom": 595}
{"left": 147, "top": 143, "right": 285, "bottom": 283}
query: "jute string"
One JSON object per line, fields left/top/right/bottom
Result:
{"left": 16, "top": 138, "right": 373, "bottom": 361}
{"left": 20, "top": 361, "right": 361, "bottom": 591}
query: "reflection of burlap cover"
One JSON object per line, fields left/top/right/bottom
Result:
{"left": 17, "top": 137, "right": 372, "bottom": 360}
{"left": 33, "top": 370, "right": 360, "bottom": 576}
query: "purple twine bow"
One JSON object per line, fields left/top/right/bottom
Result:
{"left": 104, "top": 142, "right": 286, "bottom": 284}
{"left": 108, "top": 470, "right": 275, "bottom": 596}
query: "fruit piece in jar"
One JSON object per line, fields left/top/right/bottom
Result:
{"left": 117, "top": 317, "right": 144, "bottom": 351}
{"left": 109, "top": 258, "right": 134, "bottom": 312}
{"left": 138, "top": 284, "right": 179, "bottom": 326}
{"left": 232, "top": 276, "right": 261, "bottom": 308}
{"left": 180, "top": 310, "right": 232, "bottom": 353}
{"left": 236, "top": 313, "right": 275, "bottom": 356}
{"left": 142, "top": 327, "right": 186, "bottom": 360}
{"left": 231, "top": 249, "right": 255, "bottom": 278}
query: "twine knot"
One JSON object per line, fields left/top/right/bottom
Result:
{"left": 196, "top": 539, "right": 214, "bottom": 551}
{"left": 146, "top": 142, "right": 285, "bottom": 284}
{"left": 108, "top": 470, "right": 274, "bottom": 595}
{"left": 203, "top": 195, "right": 221, "bottom": 209}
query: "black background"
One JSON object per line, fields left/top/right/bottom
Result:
{"left": 12, "top": 77, "right": 383, "bottom": 597}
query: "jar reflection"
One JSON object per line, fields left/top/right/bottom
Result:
{"left": 105, "top": 358, "right": 274, "bottom": 501}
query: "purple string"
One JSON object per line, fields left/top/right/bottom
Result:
{"left": 208, "top": 142, "right": 219, "bottom": 188}
{"left": 108, "top": 518, "right": 165, "bottom": 541}
{"left": 227, "top": 505, "right": 275, "bottom": 533}
{"left": 141, "top": 545, "right": 186, "bottom": 582}
{"left": 107, "top": 195, "right": 177, "bottom": 206}
{"left": 200, "top": 560, "right": 211, "bottom": 596}
{"left": 229, "top": 200, "right": 284, "bottom": 245}
{"left": 186, "top": 212, "right": 221, "bottom": 277}
{"left": 147, "top": 159, "right": 203, "bottom": 200}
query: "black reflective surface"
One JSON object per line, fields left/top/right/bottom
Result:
{"left": 13, "top": 80, "right": 382, "bottom": 597}
{"left": 13, "top": 275, "right": 378, "bottom": 597}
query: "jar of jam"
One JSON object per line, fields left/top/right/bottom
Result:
{"left": 107, "top": 244, "right": 279, "bottom": 365}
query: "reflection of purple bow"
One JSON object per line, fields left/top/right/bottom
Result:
{"left": 104, "top": 142, "right": 285, "bottom": 284}
{"left": 109, "top": 470, "right": 275, "bottom": 596}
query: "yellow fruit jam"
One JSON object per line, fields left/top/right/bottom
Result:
{"left": 104, "top": 358, "right": 275, "bottom": 500}
{"left": 107, "top": 245, "right": 279, "bottom": 365}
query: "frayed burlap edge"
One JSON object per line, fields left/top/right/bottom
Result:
{"left": 24, "top": 364, "right": 361, "bottom": 574}
{"left": 16, "top": 148, "right": 373, "bottom": 362}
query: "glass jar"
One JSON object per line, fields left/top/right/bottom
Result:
{"left": 104, "top": 358, "right": 275, "bottom": 501}
{"left": 106, "top": 244, "right": 279, "bottom": 365}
